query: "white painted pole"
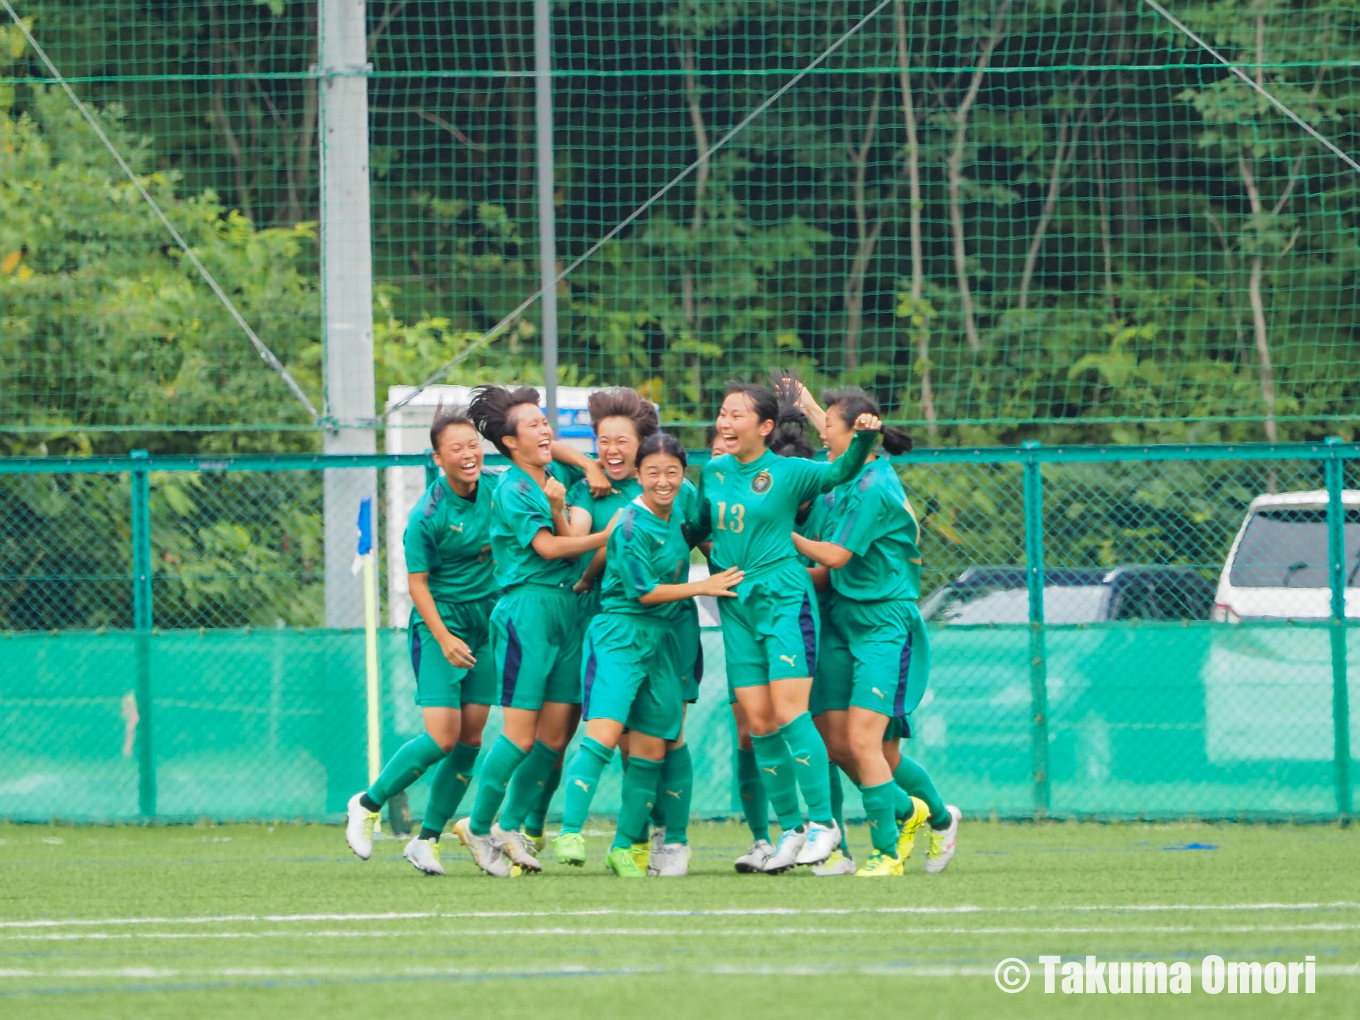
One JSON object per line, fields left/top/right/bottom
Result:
{"left": 534, "top": 0, "right": 560, "bottom": 430}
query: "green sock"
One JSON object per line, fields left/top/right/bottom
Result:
{"left": 365, "top": 733, "right": 445, "bottom": 807}
{"left": 614, "top": 756, "right": 662, "bottom": 850}
{"left": 893, "top": 755, "right": 949, "bottom": 828}
{"left": 751, "top": 731, "right": 803, "bottom": 831}
{"left": 420, "top": 742, "right": 481, "bottom": 836}
{"left": 468, "top": 735, "right": 527, "bottom": 836}
{"left": 829, "top": 763, "right": 850, "bottom": 854}
{"left": 736, "top": 747, "right": 771, "bottom": 842}
{"left": 780, "top": 712, "right": 832, "bottom": 825}
{"left": 619, "top": 754, "right": 648, "bottom": 844}
{"left": 892, "top": 783, "right": 914, "bottom": 821}
{"left": 861, "top": 781, "right": 899, "bottom": 857}
{"left": 499, "top": 740, "right": 561, "bottom": 832}
{"left": 560, "top": 737, "right": 612, "bottom": 835}
{"left": 659, "top": 744, "right": 693, "bottom": 845}
{"left": 523, "top": 758, "right": 564, "bottom": 837}
{"left": 649, "top": 797, "right": 665, "bottom": 830}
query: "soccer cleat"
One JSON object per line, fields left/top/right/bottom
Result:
{"left": 525, "top": 831, "right": 547, "bottom": 856}
{"left": 606, "top": 846, "right": 646, "bottom": 878}
{"left": 453, "top": 817, "right": 513, "bottom": 878}
{"left": 811, "top": 850, "right": 856, "bottom": 876}
{"left": 924, "top": 804, "right": 961, "bottom": 874}
{"left": 648, "top": 843, "right": 690, "bottom": 877}
{"left": 402, "top": 836, "right": 445, "bottom": 876}
{"left": 492, "top": 823, "right": 543, "bottom": 872}
{"left": 345, "top": 792, "right": 380, "bottom": 861}
{"left": 855, "top": 851, "right": 904, "bottom": 877}
{"left": 794, "top": 820, "right": 841, "bottom": 866}
{"left": 734, "top": 839, "right": 775, "bottom": 874}
{"left": 629, "top": 840, "right": 652, "bottom": 873}
{"left": 897, "top": 795, "right": 931, "bottom": 861}
{"left": 761, "top": 828, "right": 808, "bottom": 873}
{"left": 554, "top": 831, "right": 586, "bottom": 867}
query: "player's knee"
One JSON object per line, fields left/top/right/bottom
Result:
{"left": 847, "top": 726, "right": 883, "bottom": 763}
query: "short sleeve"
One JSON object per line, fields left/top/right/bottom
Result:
{"left": 829, "top": 485, "right": 886, "bottom": 558}
{"left": 500, "top": 479, "right": 552, "bottom": 548}
{"left": 688, "top": 470, "right": 713, "bottom": 545}
{"left": 549, "top": 461, "right": 585, "bottom": 489}
{"left": 403, "top": 513, "right": 436, "bottom": 574}
{"left": 566, "top": 479, "right": 595, "bottom": 520}
{"left": 610, "top": 512, "right": 662, "bottom": 602}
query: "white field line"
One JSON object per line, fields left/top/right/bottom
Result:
{"left": 4, "top": 901, "right": 1359, "bottom": 930}
{"left": 5, "top": 922, "right": 1360, "bottom": 943}
{"left": 1, "top": 964, "right": 1358, "bottom": 981}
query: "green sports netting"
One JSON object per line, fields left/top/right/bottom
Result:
{"left": 2, "top": 1, "right": 1359, "bottom": 445}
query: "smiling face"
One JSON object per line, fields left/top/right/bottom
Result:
{"left": 715, "top": 392, "right": 772, "bottom": 462}
{"left": 822, "top": 404, "right": 855, "bottom": 461}
{"left": 501, "top": 402, "right": 554, "bottom": 468}
{"left": 638, "top": 451, "right": 685, "bottom": 513}
{"left": 595, "top": 415, "right": 641, "bottom": 482}
{"left": 432, "top": 422, "right": 484, "bottom": 486}
{"left": 710, "top": 428, "right": 736, "bottom": 460}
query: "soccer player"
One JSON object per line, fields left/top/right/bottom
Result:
{"left": 695, "top": 382, "right": 881, "bottom": 872}
{"left": 553, "top": 433, "right": 743, "bottom": 876}
{"left": 791, "top": 388, "right": 961, "bottom": 876}
{"left": 344, "top": 405, "right": 498, "bottom": 875}
{"left": 453, "top": 386, "right": 610, "bottom": 877}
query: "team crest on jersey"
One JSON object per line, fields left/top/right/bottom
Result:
{"left": 751, "top": 470, "right": 773, "bottom": 494}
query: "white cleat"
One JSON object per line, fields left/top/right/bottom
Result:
{"left": 650, "top": 825, "right": 666, "bottom": 857}
{"left": 453, "top": 818, "right": 514, "bottom": 878}
{"left": 795, "top": 821, "right": 841, "bottom": 866}
{"left": 761, "top": 828, "right": 808, "bottom": 873}
{"left": 734, "top": 839, "right": 775, "bottom": 873}
{"left": 492, "top": 823, "right": 543, "bottom": 872}
{"left": 403, "top": 836, "right": 446, "bottom": 876}
{"left": 648, "top": 842, "right": 690, "bottom": 877}
{"left": 345, "top": 792, "right": 380, "bottom": 861}
{"left": 924, "top": 805, "right": 962, "bottom": 874}
{"left": 811, "top": 850, "right": 856, "bottom": 876}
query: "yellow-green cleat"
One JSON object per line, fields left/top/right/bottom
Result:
{"left": 629, "top": 841, "right": 651, "bottom": 873}
{"left": 554, "top": 831, "right": 586, "bottom": 867}
{"left": 525, "top": 831, "right": 547, "bottom": 856}
{"left": 855, "top": 851, "right": 904, "bottom": 877}
{"left": 607, "top": 846, "right": 646, "bottom": 878}
{"left": 897, "top": 795, "right": 931, "bottom": 860}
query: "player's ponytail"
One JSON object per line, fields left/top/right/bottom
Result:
{"left": 467, "top": 384, "right": 542, "bottom": 456}
{"left": 823, "top": 386, "right": 913, "bottom": 456}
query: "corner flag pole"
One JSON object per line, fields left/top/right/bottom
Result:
{"left": 355, "top": 499, "right": 381, "bottom": 791}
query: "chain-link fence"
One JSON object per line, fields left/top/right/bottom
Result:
{"left": 2, "top": 443, "right": 1356, "bottom": 823}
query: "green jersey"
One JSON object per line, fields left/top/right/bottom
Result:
{"left": 490, "top": 462, "right": 576, "bottom": 591}
{"left": 567, "top": 474, "right": 641, "bottom": 534}
{"left": 598, "top": 500, "right": 692, "bottom": 624}
{"left": 795, "top": 489, "right": 838, "bottom": 568}
{"left": 696, "top": 429, "right": 875, "bottom": 579}
{"left": 827, "top": 457, "right": 923, "bottom": 602}
{"left": 403, "top": 473, "right": 498, "bottom": 602}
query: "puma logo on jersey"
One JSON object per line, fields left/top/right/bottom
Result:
{"left": 456, "top": 773, "right": 471, "bottom": 784}
{"left": 778, "top": 654, "right": 798, "bottom": 667}
{"left": 794, "top": 756, "right": 811, "bottom": 767}
{"left": 762, "top": 766, "right": 778, "bottom": 776}
{"left": 448, "top": 522, "right": 464, "bottom": 533}
{"left": 868, "top": 818, "right": 879, "bottom": 829}
{"left": 714, "top": 472, "right": 725, "bottom": 484}
{"left": 574, "top": 779, "right": 591, "bottom": 793}
{"left": 872, "top": 687, "right": 886, "bottom": 700}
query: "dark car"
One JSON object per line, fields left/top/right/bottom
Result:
{"left": 920, "top": 565, "right": 1216, "bottom": 624}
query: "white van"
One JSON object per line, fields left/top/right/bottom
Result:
{"left": 1210, "top": 489, "right": 1360, "bottom": 622}
{"left": 1204, "top": 488, "right": 1360, "bottom": 765}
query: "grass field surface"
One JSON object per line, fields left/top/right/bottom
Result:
{"left": 2, "top": 820, "right": 1356, "bottom": 1019}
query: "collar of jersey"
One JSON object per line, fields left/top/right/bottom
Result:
{"left": 726, "top": 448, "right": 776, "bottom": 474}
{"left": 438, "top": 474, "right": 480, "bottom": 506}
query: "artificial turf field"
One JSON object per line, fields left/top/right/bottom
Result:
{"left": 1, "top": 820, "right": 1356, "bottom": 1019}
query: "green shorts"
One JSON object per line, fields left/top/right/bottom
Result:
{"left": 828, "top": 595, "right": 929, "bottom": 722}
{"left": 581, "top": 613, "right": 685, "bottom": 741}
{"left": 810, "top": 594, "right": 851, "bottom": 716}
{"left": 720, "top": 562, "right": 819, "bottom": 691}
{"left": 491, "top": 585, "right": 584, "bottom": 710}
{"left": 677, "top": 605, "right": 703, "bottom": 704}
{"left": 409, "top": 596, "right": 498, "bottom": 709}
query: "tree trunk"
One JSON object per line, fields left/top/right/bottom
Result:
{"left": 843, "top": 82, "right": 883, "bottom": 374}
{"left": 895, "top": 0, "right": 935, "bottom": 438}
{"left": 946, "top": 0, "right": 1010, "bottom": 352}
{"left": 1018, "top": 111, "right": 1080, "bottom": 312}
